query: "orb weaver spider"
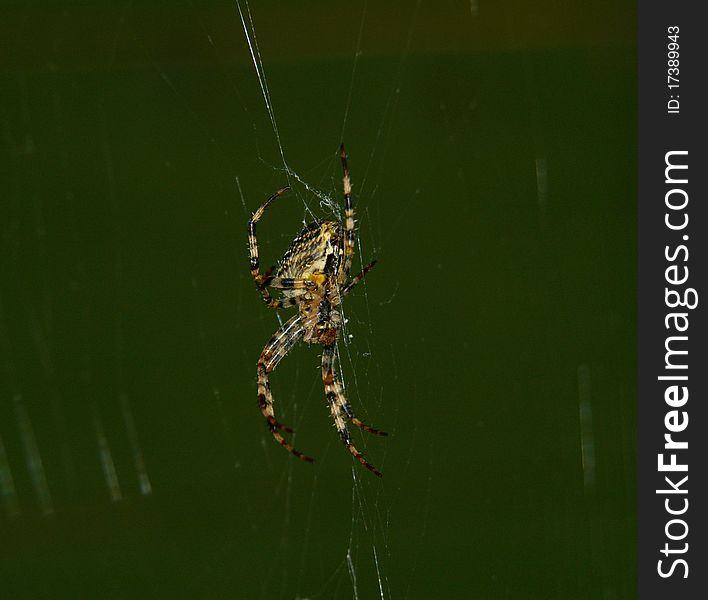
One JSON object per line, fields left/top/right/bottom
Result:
{"left": 247, "top": 145, "right": 386, "bottom": 476}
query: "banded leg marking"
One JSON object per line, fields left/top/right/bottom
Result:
{"left": 342, "top": 260, "right": 377, "bottom": 297}
{"left": 340, "top": 144, "right": 356, "bottom": 279}
{"left": 322, "top": 344, "right": 385, "bottom": 477}
{"left": 257, "top": 315, "right": 314, "bottom": 462}
{"left": 248, "top": 186, "right": 296, "bottom": 310}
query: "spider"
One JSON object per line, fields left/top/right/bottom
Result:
{"left": 247, "top": 145, "right": 386, "bottom": 476}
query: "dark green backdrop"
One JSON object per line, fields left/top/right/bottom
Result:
{"left": 1, "top": 1, "right": 636, "bottom": 598}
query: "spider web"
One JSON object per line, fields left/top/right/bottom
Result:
{"left": 140, "top": 0, "right": 415, "bottom": 593}
{"left": 0, "top": 1, "right": 427, "bottom": 597}
{"left": 144, "top": 0, "right": 426, "bottom": 597}
{"left": 226, "top": 1, "right": 418, "bottom": 597}
{"left": 1, "top": 2, "right": 641, "bottom": 597}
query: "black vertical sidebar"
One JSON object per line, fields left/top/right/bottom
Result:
{"left": 638, "top": 1, "right": 705, "bottom": 598}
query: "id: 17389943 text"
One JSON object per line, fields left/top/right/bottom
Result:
{"left": 666, "top": 26, "right": 680, "bottom": 114}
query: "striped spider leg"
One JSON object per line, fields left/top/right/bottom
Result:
{"left": 256, "top": 314, "right": 313, "bottom": 462}
{"left": 248, "top": 186, "right": 315, "bottom": 310}
{"left": 321, "top": 343, "right": 387, "bottom": 477}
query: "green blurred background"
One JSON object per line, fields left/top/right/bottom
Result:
{"left": 0, "top": 1, "right": 636, "bottom": 598}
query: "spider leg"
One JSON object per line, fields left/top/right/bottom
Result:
{"left": 340, "top": 144, "right": 356, "bottom": 279}
{"left": 248, "top": 191, "right": 320, "bottom": 309}
{"left": 256, "top": 268, "right": 300, "bottom": 309}
{"left": 321, "top": 343, "right": 387, "bottom": 436}
{"left": 258, "top": 276, "right": 317, "bottom": 291}
{"left": 341, "top": 260, "right": 377, "bottom": 297}
{"left": 322, "top": 344, "right": 385, "bottom": 477}
{"left": 249, "top": 187, "right": 314, "bottom": 309}
{"left": 258, "top": 315, "right": 314, "bottom": 463}
{"left": 248, "top": 187, "right": 293, "bottom": 309}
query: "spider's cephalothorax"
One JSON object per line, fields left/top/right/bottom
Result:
{"left": 247, "top": 145, "right": 386, "bottom": 476}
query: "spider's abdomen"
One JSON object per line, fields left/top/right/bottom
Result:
{"left": 276, "top": 220, "right": 344, "bottom": 283}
